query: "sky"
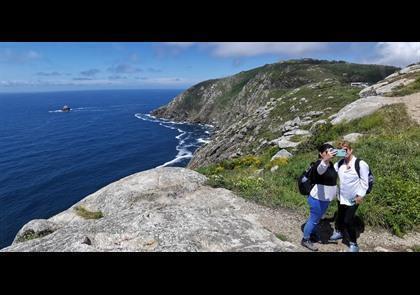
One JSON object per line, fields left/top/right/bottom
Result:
{"left": 0, "top": 42, "right": 419, "bottom": 92}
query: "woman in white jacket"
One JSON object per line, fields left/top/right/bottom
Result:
{"left": 329, "top": 140, "right": 370, "bottom": 252}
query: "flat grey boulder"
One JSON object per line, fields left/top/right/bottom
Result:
{"left": 270, "top": 137, "right": 300, "bottom": 149}
{"left": 343, "top": 133, "right": 364, "bottom": 143}
{"left": 331, "top": 96, "right": 401, "bottom": 125}
{"left": 283, "top": 129, "right": 311, "bottom": 136}
{"left": 271, "top": 149, "right": 293, "bottom": 161}
{"left": 1, "top": 167, "right": 297, "bottom": 252}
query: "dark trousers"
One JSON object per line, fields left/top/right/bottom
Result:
{"left": 335, "top": 203, "right": 359, "bottom": 244}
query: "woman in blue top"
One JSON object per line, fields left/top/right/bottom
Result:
{"left": 301, "top": 143, "right": 338, "bottom": 251}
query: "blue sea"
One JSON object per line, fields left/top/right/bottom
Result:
{"left": 0, "top": 89, "right": 212, "bottom": 249}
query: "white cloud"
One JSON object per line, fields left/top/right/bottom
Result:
{"left": 0, "top": 48, "right": 42, "bottom": 63}
{"left": 372, "top": 42, "right": 420, "bottom": 67}
{"left": 207, "top": 42, "right": 328, "bottom": 58}
{"left": 80, "top": 69, "right": 101, "bottom": 76}
{"left": 158, "top": 42, "right": 328, "bottom": 61}
{"left": 108, "top": 64, "right": 142, "bottom": 74}
{"left": 154, "top": 43, "right": 196, "bottom": 59}
{"left": 162, "top": 42, "right": 327, "bottom": 58}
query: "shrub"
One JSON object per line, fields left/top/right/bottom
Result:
{"left": 235, "top": 155, "right": 263, "bottom": 168}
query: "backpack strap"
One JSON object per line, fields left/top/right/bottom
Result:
{"left": 308, "top": 159, "right": 321, "bottom": 182}
{"left": 338, "top": 158, "right": 345, "bottom": 169}
{"left": 355, "top": 158, "right": 361, "bottom": 178}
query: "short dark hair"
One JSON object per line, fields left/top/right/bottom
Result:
{"left": 318, "top": 143, "right": 334, "bottom": 154}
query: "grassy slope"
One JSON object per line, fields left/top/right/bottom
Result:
{"left": 196, "top": 104, "right": 420, "bottom": 236}
{"left": 247, "top": 81, "right": 361, "bottom": 152}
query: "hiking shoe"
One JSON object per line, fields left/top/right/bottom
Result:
{"left": 329, "top": 230, "right": 343, "bottom": 241}
{"left": 301, "top": 238, "right": 318, "bottom": 251}
{"left": 310, "top": 233, "right": 320, "bottom": 243}
{"left": 348, "top": 242, "right": 359, "bottom": 252}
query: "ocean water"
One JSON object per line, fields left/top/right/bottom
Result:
{"left": 0, "top": 89, "right": 211, "bottom": 249}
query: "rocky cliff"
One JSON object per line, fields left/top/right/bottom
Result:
{"left": 151, "top": 59, "right": 398, "bottom": 168}
{"left": 1, "top": 167, "right": 297, "bottom": 252}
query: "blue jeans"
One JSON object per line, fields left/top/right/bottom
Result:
{"left": 303, "top": 196, "right": 330, "bottom": 240}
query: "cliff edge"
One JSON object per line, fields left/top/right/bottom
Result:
{"left": 1, "top": 167, "right": 297, "bottom": 252}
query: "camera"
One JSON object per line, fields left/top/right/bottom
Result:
{"left": 335, "top": 149, "right": 346, "bottom": 157}
{"left": 328, "top": 148, "right": 346, "bottom": 157}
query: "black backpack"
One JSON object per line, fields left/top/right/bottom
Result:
{"left": 338, "top": 158, "right": 374, "bottom": 194}
{"left": 298, "top": 160, "right": 320, "bottom": 195}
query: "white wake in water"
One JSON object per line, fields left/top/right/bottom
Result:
{"left": 134, "top": 113, "right": 212, "bottom": 167}
{"left": 48, "top": 106, "right": 107, "bottom": 113}
{"left": 197, "top": 138, "right": 211, "bottom": 144}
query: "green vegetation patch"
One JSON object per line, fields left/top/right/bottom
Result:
{"left": 74, "top": 205, "right": 104, "bottom": 220}
{"left": 15, "top": 229, "right": 55, "bottom": 243}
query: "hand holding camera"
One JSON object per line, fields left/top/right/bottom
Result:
{"left": 322, "top": 148, "right": 337, "bottom": 161}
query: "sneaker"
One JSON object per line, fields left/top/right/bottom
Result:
{"left": 348, "top": 242, "right": 359, "bottom": 252}
{"left": 301, "top": 238, "right": 318, "bottom": 251}
{"left": 329, "top": 230, "right": 343, "bottom": 241}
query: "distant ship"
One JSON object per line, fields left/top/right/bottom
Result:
{"left": 62, "top": 105, "right": 71, "bottom": 112}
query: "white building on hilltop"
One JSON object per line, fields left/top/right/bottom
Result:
{"left": 350, "top": 82, "right": 370, "bottom": 88}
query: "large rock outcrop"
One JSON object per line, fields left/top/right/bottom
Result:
{"left": 330, "top": 95, "right": 402, "bottom": 125}
{"left": 1, "top": 167, "right": 297, "bottom": 252}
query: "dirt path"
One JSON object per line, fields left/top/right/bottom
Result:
{"left": 398, "top": 92, "right": 420, "bottom": 124}
{"left": 241, "top": 199, "right": 420, "bottom": 252}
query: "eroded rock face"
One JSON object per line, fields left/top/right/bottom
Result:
{"left": 1, "top": 168, "right": 297, "bottom": 252}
